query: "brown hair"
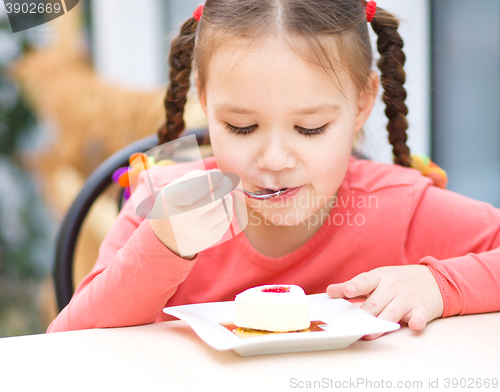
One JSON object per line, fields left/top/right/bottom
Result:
{"left": 157, "top": 0, "right": 411, "bottom": 167}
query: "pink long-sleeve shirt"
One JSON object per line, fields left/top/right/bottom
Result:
{"left": 47, "top": 155, "right": 500, "bottom": 333}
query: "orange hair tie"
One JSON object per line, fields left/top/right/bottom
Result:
{"left": 112, "top": 154, "right": 176, "bottom": 200}
{"left": 410, "top": 154, "right": 448, "bottom": 189}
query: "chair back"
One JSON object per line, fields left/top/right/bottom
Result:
{"left": 53, "top": 130, "right": 208, "bottom": 311}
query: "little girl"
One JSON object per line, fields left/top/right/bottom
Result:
{"left": 48, "top": 0, "right": 500, "bottom": 339}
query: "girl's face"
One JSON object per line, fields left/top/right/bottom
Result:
{"left": 197, "top": 36, "right": 378, "bottom": 227}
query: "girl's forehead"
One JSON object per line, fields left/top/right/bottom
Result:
{"left": 205, "top": 37, "right": 354, "bottom": 101}
{"left": 209, "top": 35, "right": 342, "bottom": 74}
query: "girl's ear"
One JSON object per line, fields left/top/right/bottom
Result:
{"left": 353, "top": 71, "right": 379, "bottom": 133}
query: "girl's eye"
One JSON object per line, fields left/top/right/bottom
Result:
{"left": 226, "top": 123, "right": 256, "bottom": 135}
{"left": 225, "top": 123, "right": 328, "bottom": 136}
{"left": 296, "top": 125, "right": 328, "bottom": 136}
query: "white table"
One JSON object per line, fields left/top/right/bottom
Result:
{"left": 1, "top": 313, "right": 499, "bottom": 392}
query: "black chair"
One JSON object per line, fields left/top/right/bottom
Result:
{"left": 53, "top": 129, "right": 208, "bottom": 312}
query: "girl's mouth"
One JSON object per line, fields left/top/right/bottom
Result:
{"left": 256, "top": 186, "right": 299, "bottom": 193}
{"left": 257, "top": 186, "right": 302, "bottom": 202}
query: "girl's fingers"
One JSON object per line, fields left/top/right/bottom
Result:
{"left": 404, "top": 307, "right": 429, "bottom": 331}
{"left": 326, "top": 283, "right": 345, "bottom": 298}
{"left": 367, "top": 307, "right": 429, "bottom": 341}
{"left": 362, "top": 298, "right": 408, "bottom": 340}
{"left": 326, "top": 284, "right": 368, "bottom": 302}
{"left": 164, "top": 173, "right": 234, "bottom": 216}
{"left": 377, "top": 298, "right": 409, "bottom": 323}
{"left": 344, "top": 271, "right": 380, "bottom": 298}
{"left": 327, "top": 270, "right": 382, "bottom": 300}
{"left": 359, "top": 283, "right": 396, "bottom": 317}
{"left": 362, "top": 333, "right": 383, "bottom": 341}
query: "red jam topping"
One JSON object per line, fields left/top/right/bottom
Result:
{"left": 262, "top": 285, "right": 290, "bottom": 293}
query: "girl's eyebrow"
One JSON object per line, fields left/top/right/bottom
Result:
{"left": 213, "top": 102, "right": 340, "bottom": 115}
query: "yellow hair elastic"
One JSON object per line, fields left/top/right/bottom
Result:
{"left": 410, "top": 153, "right": 448, "bottom": 189}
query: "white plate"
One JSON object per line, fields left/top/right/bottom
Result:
{"left": 163, "top": 293, "right": 400, "bottom": 357}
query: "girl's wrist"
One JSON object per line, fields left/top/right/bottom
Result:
{"left": 148, "top": 218, "right": 186, "bottom": 259}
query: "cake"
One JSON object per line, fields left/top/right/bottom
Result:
{"left": 234, "top": 284, "right": 310, "bottom": 332}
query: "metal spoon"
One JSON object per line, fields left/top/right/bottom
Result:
{"left": 233, "top": 187, "right": 289, "bottom": 200}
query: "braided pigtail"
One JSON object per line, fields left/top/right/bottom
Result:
{"left": 370, "top": 7, "right": 411, "bottom": 167}
{"left": 157, "top": 17, "right": 198, "bottom": 145}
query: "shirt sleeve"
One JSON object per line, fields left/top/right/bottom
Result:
{"left": 46, "top": 195, "right": 199, "bottom": 333}
{"left": 404, "top": 176, "right": 500, "bottom": 318}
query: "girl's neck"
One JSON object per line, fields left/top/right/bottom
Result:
{"left": 243, "top": 190, "right": 338, "bottom": 259}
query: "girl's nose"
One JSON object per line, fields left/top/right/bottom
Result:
{"left": 257, "top": 133, "right": 296, "bottom": 172}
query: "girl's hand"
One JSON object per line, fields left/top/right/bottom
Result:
{"left": 326, "top": 265, "right": 444, "bottom": 340}
{"left": 149, "top": 169, "right": 234, "bottom": 259}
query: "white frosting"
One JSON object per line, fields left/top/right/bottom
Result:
{"left": 234, "top": 284, "right": 310, "bottom": 332}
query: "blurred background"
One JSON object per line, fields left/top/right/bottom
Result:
{"left": 0, "top": 0, "right": 498, "bottom": 338}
